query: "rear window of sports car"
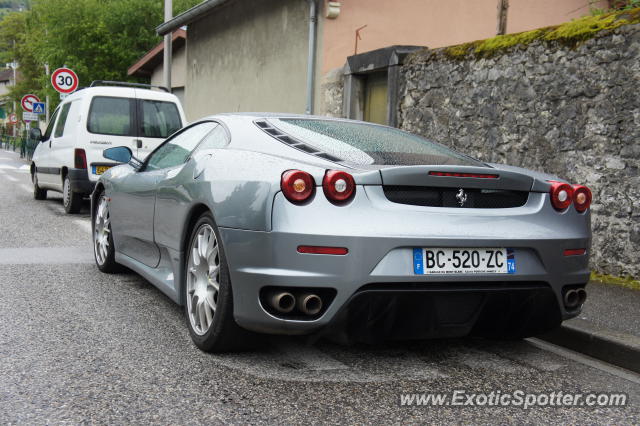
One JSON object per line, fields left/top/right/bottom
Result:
{"left": 267, "top": 118, "right": 485, "bottom": 167}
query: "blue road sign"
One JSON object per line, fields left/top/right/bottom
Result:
{"left": 32, "top": 102, "right": 45, "bottom": 114}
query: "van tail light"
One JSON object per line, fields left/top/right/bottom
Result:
{"left": 323, "top": 170, "right": 356, "bottom": 205}
{"left": 549, "top": 181, "right": 573, "bottom": 211}
{"left": 281, "top": 170, "right": 315, "bottom": 204}
{"left": 572, "top": 185, "right": 592, "bottom": 212}
{"left": 74, "top": 149, "right": 87, "bottom": 169}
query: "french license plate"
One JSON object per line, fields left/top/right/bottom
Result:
{"left": 413, "top": 247, "right": 515, "bottom": 275}
{"left": 93, "top": 165, "right": 112, "bottom": 175}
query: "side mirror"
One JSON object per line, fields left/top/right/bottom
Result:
{"left": 103, "top": 146, "right": 142, "bottom": 170}
{"left": 103, "top": 146, "right": 132, "bottom": 163}
{"left": 29, "top": 128, "right": 43, "bottom": 142}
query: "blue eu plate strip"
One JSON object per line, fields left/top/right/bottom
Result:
{"left": 507, "top": 248, "right": 516, "bottom": 274}
{"left": 413, "top": 248, "right": 424, "bottom": 275}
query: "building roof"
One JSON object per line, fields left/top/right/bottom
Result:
{"left": 128, "top": 29, "right": 187, "bottom": 77}
{"left": 156, "top": 0, "right": 233, "bottom": 36}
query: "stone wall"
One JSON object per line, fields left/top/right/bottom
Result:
{"left": 397, "top": 24, "right": 640, "bottom": 278}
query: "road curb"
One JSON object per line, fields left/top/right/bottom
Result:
{"left": 539, "top": 318, "right": 640, "bottom": 374}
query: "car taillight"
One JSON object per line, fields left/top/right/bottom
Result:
{"left": 74, "top": 149, "right": 87, "bottom": 169}
{"left": 281, "top": 170, "right": 315, "bottom": 204}
{"left": 549, "top": 181, "right": 573, "bottom": 211}
{"left": 323, "top": 170, "right": 355, "bottom": 205}
{"left": 572, "top": 185, "right": 592, "bottom": 213}
{"left": 429, "top": 171, "right": 499, "bottom": 179}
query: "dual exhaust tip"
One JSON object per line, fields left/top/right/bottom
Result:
{"left": 268, "top": 291, "right": 323, "bottom": 316}
{"left": 563, "top": 288, "right": 587, "bottom": 310}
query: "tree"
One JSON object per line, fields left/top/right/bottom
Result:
{"left": 0, "top": 0, "right": 200, "bottom": 114}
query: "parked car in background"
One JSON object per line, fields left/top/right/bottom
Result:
{"left": 30, "top": 81, "right": 185, "bottom": 213}
{"left": 91, "top": 114, "right": 592, "bottom": 353}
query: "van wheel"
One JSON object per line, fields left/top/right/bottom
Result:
{"left": 63, "top": 175, "right": 82, "bottom": 214}
{"left": 33, "top": 173, "right": 47, "bottom": 200}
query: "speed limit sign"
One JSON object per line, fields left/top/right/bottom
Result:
{"left": 51, "top": 67, "right": 79, "bottom": 94}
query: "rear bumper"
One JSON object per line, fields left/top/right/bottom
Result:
{"left": 68, "top": 168, "right": 94, "bottom": 195}
{"left": 220, "top": 187, "right": 591, "bottom": 340}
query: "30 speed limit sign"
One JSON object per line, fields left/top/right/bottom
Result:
{"left": 51, "top": 67, "right": 79, "bottom": 94}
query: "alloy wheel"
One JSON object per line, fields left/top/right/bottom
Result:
{"left": 93, "top": 196, "right": 111, "bottom": 265}
{"left": 186, "top": 224, "right": 220, "bottom": 336}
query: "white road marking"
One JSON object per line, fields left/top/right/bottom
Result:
{"left": 0, "top": 247, "right": 94, "bottom": 264}
{"left": 19, "top": 165, "right": 29, "bottom": 170}
{"left": 74, "top": 219, "right": 92, "bottom": 235}
{"left": 4, "top": 175, "right": 18, "bottom": 182}
{"left": 528, "top": 338, "right": 640, "bottom": 385}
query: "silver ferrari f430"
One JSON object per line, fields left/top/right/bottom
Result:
{"left": 91, "top": 114, "right": 592, "bottom": 352}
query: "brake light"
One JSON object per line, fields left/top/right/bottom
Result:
{"left": 429, "top": 171, "right": 499, "bottom": 179}
{"left": 572, "top": 185, "right": 592, "bottom": 213}
{"left": 281, "top": 170, "right": 314, "bottom": 204}
{"left": 549, "top": 181, "right": 573, "bottom": 211}
{"left": 297, "top": 245, "right": 348, "bottom": 255}
{"left": 74, "top": 149, "right": 87, "bottom": 169}
{"left": 323, "top": 170, "right": 356, "bottom": 205}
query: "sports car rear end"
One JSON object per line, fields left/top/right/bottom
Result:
{"left": 220, "top": 118, "right": 592, "bottom": 342}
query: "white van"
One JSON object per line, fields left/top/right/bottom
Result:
{"left": 30, "top": 81, "right": 186, "bottom": 213}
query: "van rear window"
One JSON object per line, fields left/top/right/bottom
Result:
{"left": 139, "top": 100, "right": 182, "bottom": 138}
{"left": 88, "top": 97, "right": 135, "bottom": 136}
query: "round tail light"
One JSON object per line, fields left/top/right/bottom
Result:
{"left": 323, "top": 170, "right": 355, "bottom": 205}
{"left": 573, "top": 185, "right": 592, "bottom": 212}
{"left": 281, "top": 170, "right": 315, "bottom": 204}
{"left": 549, "top": 182, "right": 574, "bottom": 211}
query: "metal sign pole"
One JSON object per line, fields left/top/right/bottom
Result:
{"left": 45, "top": 63, "right": 50, "bottom": 124}
{"left": 163, "top": 0, "right": 172, "bottom": 93}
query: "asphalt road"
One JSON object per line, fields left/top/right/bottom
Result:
{"left": 0, "top": 149, "right": 638, "bottom": 424}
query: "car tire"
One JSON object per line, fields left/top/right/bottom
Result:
{"left": 63, "top": 175, "right": 82, "bottom": 214}
{"left": 93, "top": 191, "right": 120, "bottom": 273}
{"left": 184, "top": 212, "right": 256, "bottom": 352}
{"left": 32, "top": 173, "right": 47, "bottom": 200}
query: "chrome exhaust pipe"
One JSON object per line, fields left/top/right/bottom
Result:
{"left": 297, "top": 293, "right": 323, "bottom": 316}
{"left": 268, "top": 291, "right": 296, "bottom": 313}
{"left": 576, "top": 288, "right": 587, "bottom": 306}
{"left": 563, "top": 289, "right": 579, "bottom": 309}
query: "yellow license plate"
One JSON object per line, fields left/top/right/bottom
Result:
{"left": 94, "top": 165, "right": 112, "bottom": 175}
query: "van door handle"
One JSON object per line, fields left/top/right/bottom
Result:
{"left": 133, "top": 139, "right": 142, "bottom": 149}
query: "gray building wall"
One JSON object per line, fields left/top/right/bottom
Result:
{"left": 151, "top": 46, "right": 187, "bottom": 106}
{"left": 185, "top": 0, "right": 309, "bottom": 120}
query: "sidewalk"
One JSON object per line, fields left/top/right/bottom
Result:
{"left": 540, "top": 280, "right": 640, "bottom": 373}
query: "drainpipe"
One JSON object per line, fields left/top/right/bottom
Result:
{"left": 305, "top": 0, "right": 318, "bottom": 115}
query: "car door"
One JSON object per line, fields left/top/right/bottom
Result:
{"left": 111, "top": 122, "right": 216, "bottom": 268}
{"left": 134, "top": 94, "right": 183, "bottom": 160}
{"left": 154, "top": 122, "right": 225, "bottom": 251}
{"left": 35, "top": 106, "right": 60, "bottom": 187}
